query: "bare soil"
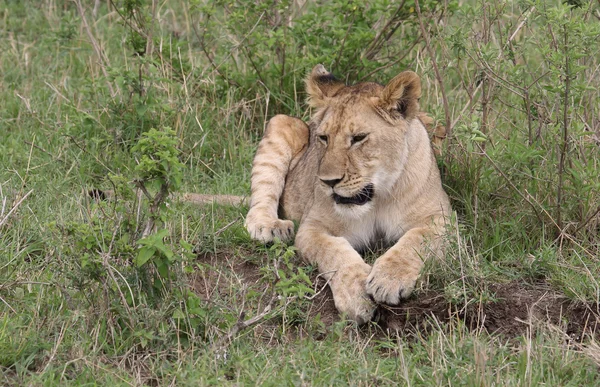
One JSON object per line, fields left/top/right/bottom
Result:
{"left": 378, "top": 283, "right": 600, "bottom": 341}
{"left": 191, "top": 252, "right": 599, "bottom": 341}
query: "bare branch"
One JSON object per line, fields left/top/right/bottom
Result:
{"left": 415, "top": 0, "right": 451, "bottom": 136}
{"left": 74, "top": 0, "right": 117, "bottom": 98}
{"left": 0, "top": 189, "right": 33, "bottom": 228}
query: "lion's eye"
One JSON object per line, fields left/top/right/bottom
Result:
{"left": 318, "top": 135, "right": 328, "bottom": 144}
{"left": 351, "top": 134, "right": 368, "bottom": 145}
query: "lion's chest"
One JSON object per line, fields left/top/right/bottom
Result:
{"left": 341, "top": 207, "right": 406, "bottom": 251}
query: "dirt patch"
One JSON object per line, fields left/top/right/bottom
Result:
{"left": 191, "top": 251, "right": 265, "bottom": 301}
{"left": 190, "top": 253, "right": 599, "bottom": 340}
{"left": 379, "top": 282, "right": 599, "bottom": 340}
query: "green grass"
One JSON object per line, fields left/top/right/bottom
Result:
{"left": 1, "top": 0, "right": 599, "bottom": 385}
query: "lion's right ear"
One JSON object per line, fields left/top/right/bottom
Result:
{"left": 305, "top": 65, "right": 345, "bottom": 108}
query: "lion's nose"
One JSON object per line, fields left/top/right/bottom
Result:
{"left": 320, "top": 177, "right": 343, "bottom": 188}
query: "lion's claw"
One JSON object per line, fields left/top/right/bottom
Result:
{"left": 365, "top": 259, "right": 419, "bottom": 305}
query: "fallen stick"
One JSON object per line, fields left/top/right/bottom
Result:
{"left": 0, "top": 189, "right": 33, "bottom": 228}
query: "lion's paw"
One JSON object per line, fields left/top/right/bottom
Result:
{"left": 245, "top": 210, "right": 294, "bottom": 243}
{"left": 365, "top": 257, "right": 421, "bottom": 305}
{"left": 331, "top": 263, "right": 376, "bottom": 325}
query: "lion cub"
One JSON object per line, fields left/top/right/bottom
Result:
{"left": 245, "top": 65, "right": 451, "bottom": 324}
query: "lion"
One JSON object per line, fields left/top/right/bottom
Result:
{"left": 245, "top": 65, "right": 451, "bottom": 324}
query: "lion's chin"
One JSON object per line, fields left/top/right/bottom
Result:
{"left": 332, "top": 184, "right": 374, "bottom": 206}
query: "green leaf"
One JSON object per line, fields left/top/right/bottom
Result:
{"left": 180, "top": 239, "right": 194, "bottom": 251}
{"left": 135, "top": 103, "right": 149, "bottom": 115}
{"left": 156, "top": 260, "right": 170, "bottom": 278}
{"left": 136, "top": 246, "right": 155, "bottom": 267}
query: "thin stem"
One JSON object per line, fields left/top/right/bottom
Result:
{"left": 414, "top": 0, "right": 451, "bottom": 136}
{"left": 75, "top": 0, "right": 117, "bottom": 98}
{"left": 557, "top": 24, "right": 570, "bottom": 233}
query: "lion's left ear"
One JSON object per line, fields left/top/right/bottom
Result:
{"left": 378, "top": 71, "right": 421, "bottom": 119}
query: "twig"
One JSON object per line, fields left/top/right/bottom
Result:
{"left": 192, "top": 18, "right": 240, "bottom": 88}
{"left": 74, "top": 0, "right": 117, "bottom": 98}
{"left": 305, "top": 270, "right": 336, "bottom": 301}
{"left": 106, "top": 214, "right": 137, "bottom": 310}
{"left": 476, "top": 144, "right": 560, "bottom": 233}
{"left": 362, "top": 0, "right": 408, "bottom": 63}
{"left": 241, "top": 45, "right": 268, "bottom": 88}
{"left": 472, "top": 2, "right": 493, "bottom": 226}
{"left": 93, "top": 0, "right": 101, "bottom": 18}
{"left": 145, "top": 0, "right": 157, "bottom": 58}
{"left": 213, "top": 292, "right": 281, "bottom": 350}
{"left": 64, "top": 135, "right": 114, "bottom": 174}
{"left": 357, "top": 36, "right": 422, "bottom": 83}
{"left": 42, "top": 321, "right": 68, "bottom": 373}
{"left": 108, "top": 0, "right": 146, "bottom": 37}
{"left": 136, "top": 181, "right": 169, "bottom": 238}
{"left": 0, "top": 295, "right": 16, "bottom": 314}
{"left": 333, "top": 13, "right": 356, "bottom": 71}
{"left": 480, "top": 1, "right": 491, "bottom": 150}
{"left": 574, "top": 206, "right": 600, "bottom": 234}
{"left": 101, "top": 252, "right": 135, "bottom": 328}
{"left": 505, "top": 7, "right": 535, "bottom": 50}
{"left": 192, "top": 11, "right": 266, "bottom": 88}
{"left": 23, "top": 140, "right": 66, "bottom": 164}
{"left": 450, "top": 6, "right": 535, "bottom": 131}
{"left": 556, "top": 24, "right": 570, "bottom": 233}
{"left": 0, "top": 281, "right": 52, "bottom": 290}
{"left": 212, "top": 255, "right": 292, "bottom": 351}
{"left": 214, "top": 217, "right": 241, "bottom": 236}
{"left": 133, "top": 180, "right": 154, "bottom": 202}
{"left": 0, "top": 189, "right": 33, "bottom": 228}
{"left": 415, "top": 0, "right": 451, "bottom": 136}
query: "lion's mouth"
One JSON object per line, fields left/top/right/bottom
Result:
{"left": 332, "top": 184, "right": 374, "bottom": 206}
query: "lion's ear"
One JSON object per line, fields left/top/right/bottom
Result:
{"left": 305, "top": 65, "right": 345, "bottom": 108}
{"left": 379, "top": 71, "right": 421, "bottom": 119}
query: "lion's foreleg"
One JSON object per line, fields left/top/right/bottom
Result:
{"left": 296, "top": 222, "right": 375, "bottom": 324}
{"left": 365, "top": 224, "right": 444, "bottom": 305}
{"left": 245, "top": 115, "right": 308, "bottom": 242}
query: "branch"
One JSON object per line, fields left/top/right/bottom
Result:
{"left": 574, "top": 206, "right": 600, "bottom": 234}
{"left": 414, "top": 0, "right": 451, "bottom": 136}
{"left": 363, "top": 0, "right": 407, "bottom": 61}
{"left": 476, "top": 144, "right": 560, "bottom": 234}
{"left": 74, "top": 0, "right": 117, "bottom": 98}
{"left": 212, "top": 255, "right": 291, "bottom": 351}
{"left": 450, "top": 6, "right": 536, "bottom": 131}
{"left": 138, "top": 182, "right": 170, "bottom": 238}
{"left": 0, "top": 189, "right": 33, "bottom": 228}
{"left": 357, "top": 35, "right": 422, "bottom": 83}
{"left": 556, "top": 24, "right": 570, "bottom": 233}
{"left": 214, "top": 292, "right": 280, "bottom": 350}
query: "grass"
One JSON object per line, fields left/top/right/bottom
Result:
{"left": 1, "top": 0, "right": 599, "bottom": 385}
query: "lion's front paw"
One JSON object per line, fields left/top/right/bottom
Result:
{"left": 245, "top": 210, "right": 294, "bottom": 243}
{"left": 365, "top": 256, "right": 422, "bottom": 305}
{"left": 330, "top": 263, "right": 376, "bottom": 325}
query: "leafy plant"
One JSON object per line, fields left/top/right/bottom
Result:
{"left": 193, "top": 0, "right": 454, "bottom": 116}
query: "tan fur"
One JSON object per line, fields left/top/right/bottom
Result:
{"left": 245, "top": 65, "right": 451, "bottom": 324}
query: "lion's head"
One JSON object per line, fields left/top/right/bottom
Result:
{"left": 305, "top": 65, "right": 422, "bottom": 215}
